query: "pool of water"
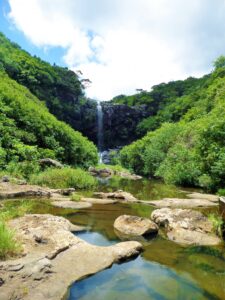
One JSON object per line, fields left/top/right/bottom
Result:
{"left": 65, "top": 201, "right": 225, "bottom": 300}
{"left": 6, "top": 178, "right": 225, "bottom": 300}
{"left": 64, "top": 179, "right": 224, "bottom": 300}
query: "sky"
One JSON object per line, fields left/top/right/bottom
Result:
{"left": 1, "top": 0, "right": 225, "bottom": 100}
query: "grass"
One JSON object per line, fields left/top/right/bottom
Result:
{"left": 71, "top": 193, "right": 82, "bottom": 202}
{"left": 30, "top": 167, "right": 97, "bottom": 189}
{"left": 0, "top": 200, "right": 37, "bottom": 260}
{"left": 0, "top": 200, "right": 35, "bottom": 222}
{"left": 208, "top": 213, "right": 224, "bottom": 238}
{"left": 0, "top": 221, "right": 21, "bottom": 259}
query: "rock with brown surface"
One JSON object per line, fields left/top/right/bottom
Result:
{"left": 0, "top": 182, "right": 51, "bottom": 199}
{"left": 167, "top": 228, "right": 221, "bottom": 246}
{"left": 114, "top": 215, "right": 158, "bottom": 237}
{"left": 0, "top": 182, "right": 76, "bottom": 201}
{"left": 151, "top": 208, "right": 221, "bottom": 246}
{"left": 0, "top": 214, "right": 142, "bottom": 300}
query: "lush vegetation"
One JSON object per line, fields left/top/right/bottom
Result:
{"left": 0, "top": 32, "right": 97, "bottom": 143}
{"left": 111, "top": 76, "right": 209, "bottom": 137}
{"left": 31, "top": 167, "right": 97, "bottom": 189}
{"left": 0, "top": 69, "right": 98, "bottom": 174}
{"left": 119, "top": 58, "right": 225, "bottom": 192}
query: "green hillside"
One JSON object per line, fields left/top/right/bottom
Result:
{"left": 0, "top": 69, "right": 98, "bottom": 172}
{"left": 119, "top": 60, "right": 225, "bottom": 192}
{"left": 0, "top": 32, "right": 97, "bottom": 143}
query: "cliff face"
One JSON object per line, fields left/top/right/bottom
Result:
{"left": 101, "top": 103, "right": 149, "bottom": 148}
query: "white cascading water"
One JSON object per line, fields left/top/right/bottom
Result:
{"left": 97, "top": 100, "right": 104, "bottom": 163}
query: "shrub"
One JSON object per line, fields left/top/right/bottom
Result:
{"left": 0, "top": 222, "right": 21, "bottom": 259}
{"left": 156, "top": 144, "right": 201, "bottom": 186}
{"left": 6, "top": 161, "right": 40, "bottom": 180}
{"left": 95, "top": 164, "right": 129, "bottom": 173}
{"left": 31, "top": 167, "right": 97, "bottom": 189}
{"left": 71, "top": 193, "right": 82, "bottom": 202}
{"left": 218, "top": 189, "right": 225, "bottom": 196}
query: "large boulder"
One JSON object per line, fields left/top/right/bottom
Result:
{"left": 114, "top": 215, "right": 158, "bottom": 237}
{"left": 88, "top": 167, "right": 114, "bottom": 178}
{"left": 151, "top": 208, "right": 221, "bottom": 246}
{"left": 39, "top": 158, "right": 63, "bottom": 168}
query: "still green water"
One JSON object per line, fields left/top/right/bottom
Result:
{"left": 11, "top": 178, "right": 225, "bottom": 300}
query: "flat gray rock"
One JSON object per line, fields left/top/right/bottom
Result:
{"left": 186, "top": 192, "right": 219, "bottom": 202}
{"left": 0, "top": 214, "right": 142, "bottom": 300}
{"left": 148, "top": 198, "right": 217, "bottom": 208}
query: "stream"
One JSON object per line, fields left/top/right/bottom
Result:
{"left": 27, "top": 178, "right": 225, "bottom": 299}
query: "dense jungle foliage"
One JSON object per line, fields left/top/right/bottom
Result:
{"left": 0, "top": 32, "right": 97, "bottom": 142}
{"left": 111, "top": 75, "right": 209, "bottom": 137}
{"left": 0, "top": 70, "right": 98, "bottom": 173}
{"left": 119, "top": 58, "right": 225, "bottom": 192}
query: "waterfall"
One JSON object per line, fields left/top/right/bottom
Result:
{"left": 97, "top": 100, "right": 104, "bottom": 162}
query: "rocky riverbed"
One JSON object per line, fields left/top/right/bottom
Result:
{"left": 0, "top": 180, "right": 224, "bottom": 299}
{"left": 0, "top": 214, "right": 142, "bottom": 300}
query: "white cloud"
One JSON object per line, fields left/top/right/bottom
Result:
{"left": 7, "top": 0, "right": 225, "bottom": 99}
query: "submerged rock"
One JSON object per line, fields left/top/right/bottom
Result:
{"left": 1, "top": 214, "right": 142, "bottom": 300}
{"left": 151, "top": 208, "right": 221, "bottom": 246}
{"left": 114, "top": 215, "right": 158, "bottom": 237}
{"left": 81, "top": 197, "right": 118, "bottom": 204}
{"left": 51, "top": 200, "right": 92, "bottom": 209}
